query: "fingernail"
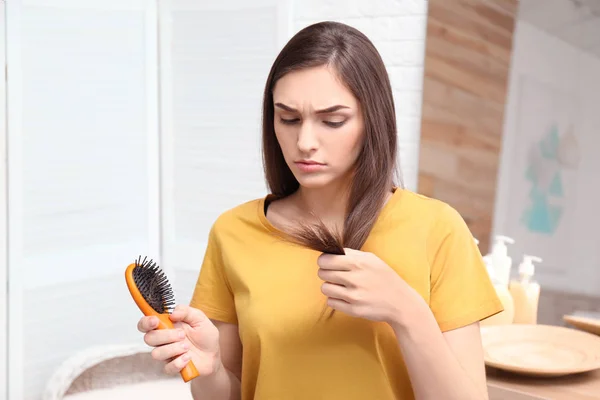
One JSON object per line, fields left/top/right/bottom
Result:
{"left": 182, "top": 354, "right": 190, "bottom": 361}
{"left": 178, "top": 330, "right": 185, "bottom": 339}
{"left": 181, "top": 342, "right": 189, "bottom": 350}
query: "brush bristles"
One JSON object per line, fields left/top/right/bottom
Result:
{"left": 132, "top": 256, "right": 176, "bottom": 314}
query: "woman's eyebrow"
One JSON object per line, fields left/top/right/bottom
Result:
{"left": 274, "top": 103, "right": 350, "bottom": 114}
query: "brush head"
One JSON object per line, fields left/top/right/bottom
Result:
{"left": 132, "top": 256, "right": 176, "bottom": 314}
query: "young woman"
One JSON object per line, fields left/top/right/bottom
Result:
{"left": 137, "top": 21, "right": 503, "bottom": 400}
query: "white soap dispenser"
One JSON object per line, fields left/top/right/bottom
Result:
{"left": 480, "top": 235, "right": 516, "bottom": 326}
{"left": 510, "top": 255, "right": 543, "bottom": 324}
{"left": 490, "top": 235, "right": 515, "bottom": 286}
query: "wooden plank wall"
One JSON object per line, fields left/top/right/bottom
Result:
{"left": 418, "top": 0, "right": 519, "bottom": 253}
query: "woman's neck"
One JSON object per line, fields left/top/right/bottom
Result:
{"left": 294, "top": 183, "right": 350, "bottom": 230}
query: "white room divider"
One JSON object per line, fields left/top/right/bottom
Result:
{"left": 1, "top": 1, "right": 8, "bottom": 398}
{"left": 6, "top": 1, "right": 160, "bottom": 398}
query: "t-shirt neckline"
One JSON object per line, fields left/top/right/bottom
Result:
{"left": 256, "top": 186, "right": 402, "bottom": 236}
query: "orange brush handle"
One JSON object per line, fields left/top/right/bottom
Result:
{"left": 125, "top": 263, "right": 199, "bottom": 382}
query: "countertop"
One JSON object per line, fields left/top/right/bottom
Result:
{"left": 487, "top": 367, "right": 600, "bottom": 400}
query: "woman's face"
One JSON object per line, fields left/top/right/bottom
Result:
{"left": 272, "top": 65, "right": 364, "bottom": 191}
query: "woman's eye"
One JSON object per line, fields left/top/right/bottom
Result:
{"left": 324, "top": 120, "right": 345, "bottom": 128}
{"left": 279, "top": 118, "right": 345, "bottom": 128}
{"left": 280, "top": 118, "right": 300, "bottom": 125}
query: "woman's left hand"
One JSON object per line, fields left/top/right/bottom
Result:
{"left": 317, "top": 248, "right": 424, "bottom": 326}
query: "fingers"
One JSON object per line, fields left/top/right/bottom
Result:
{"left": 164, "top": 352, "right": 191, "bottom": 375}
{"left": 321, "top": 281, "right": 352, "bottom": 302}
{"left": 327, "top": 297, "right": 353, "bottom": 315}
{"left": 317, "top": 253, "right": 352, "bottom": 271}
{"left": 151, "top": 339, "right": 189, "bottom": 362}
{"left": 317, "top": 268, "right": 353, "bottom": 287}
{"left": 137, "top": 316, "right": 158, "bottom": 333}
{"left": 144, "top": 327, "right": 186, "bottom": 347}
{"left": 342, "top": 248, "right": 362, "bottom": 256}
{"left": 170, "top": 304, "right": 209, "bottom": 328}
{"left": 136, "top": 307, "right": 199, "bottom": 375}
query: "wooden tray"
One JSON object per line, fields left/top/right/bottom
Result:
{"left": 563, "top": 313, "right": 600, "bottom": 336}
{"left": 480, "top": 324, "right": 600, "bottom": 377}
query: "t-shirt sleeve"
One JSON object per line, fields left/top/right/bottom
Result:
{"left": 189, "top": 224, "right": 238, "bottom": 324}
{"left": 428, "top": 203, "right": 503, "bottom": 332}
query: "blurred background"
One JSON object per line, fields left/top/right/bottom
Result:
{"left": 0, "top": 0, "right": 598, "bottom": 399}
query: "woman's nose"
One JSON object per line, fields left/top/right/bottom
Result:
{"left": 296, "top": 121, "right": 318, "bottom": 153}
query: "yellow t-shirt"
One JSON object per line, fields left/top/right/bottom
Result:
{"left": 190, "top": 189, "right": 503, "bottom": 400}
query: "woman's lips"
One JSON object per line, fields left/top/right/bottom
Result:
{"left": 294, "top": 161, "right": 326, "bottom": 173}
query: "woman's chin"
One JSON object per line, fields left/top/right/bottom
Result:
{"left": 294, "top": 174, "right": 333, "bottom": 190}
{"left": 294, "top": 173, "right": 347, "bottom": 191}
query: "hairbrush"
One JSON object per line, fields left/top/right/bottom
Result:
{"left": 125, "top": 256, "right": 199, "bottom": 382}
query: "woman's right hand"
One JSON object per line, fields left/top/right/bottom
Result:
{"left": 137, "top": 304, "right": 222, "bottom": 377}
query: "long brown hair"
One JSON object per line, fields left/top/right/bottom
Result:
{"left": 262, "top": 21, "right": 400, "bottom": 255}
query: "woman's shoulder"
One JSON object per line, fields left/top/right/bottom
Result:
{"left": 209, "top": 195, "right": 268, "bottom": 235}
{"left": 393, "top": 189, "right": 470, "bottom": 236}
{"left": 393, "top": 189, "right": 458, "bottom": 217}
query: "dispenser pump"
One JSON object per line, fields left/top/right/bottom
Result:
{"left": 491, "top": 235, "right": 515, "bottom": 257}
{"left": 519, "top": 255, "right": 542, "bottom": 278}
